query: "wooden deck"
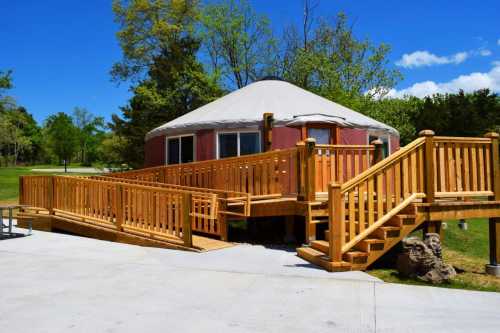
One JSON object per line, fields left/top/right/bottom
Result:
{"left": 18, "top": 131, "right": 500, "bottom": 273}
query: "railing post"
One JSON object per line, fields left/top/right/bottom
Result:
{"left": 19, "top": 176, "right": 24, "bottom": 205}
{"left": 419, "top": 130, "right": 435, "bottom": 203}
{"left": 328, "top": 183, "right": 343, "bottom": 262}
{"left": 371, "top": 139, "right": 384, "bottom": 165}
{"left": 115, "top": 184, "right": 124, "bottom": 231}
{"left": 218, "top": 193, "right": 228, "bottom": 241}
{"left": 296, "top": 141, "right": 305, "bottom": 199}
{"left": 159, "top": 168, "right": 166, "bottom": 183}
{"left": 47, "top": 176, "right": 54, "bottom": 214}
{"left": 182, "top": 193, "right": 193, "bottom": 247}
{"left": 304, "top": 138, "right": 316, "bottom": 201}
{"left": 263, "top": 112, "right": 274, "bottom": 152}
{"left": 485, "top": 132, "right": 500, "bottom": 276}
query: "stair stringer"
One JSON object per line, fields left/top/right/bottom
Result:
{"left": 353, "top": 206, "right": 427, "bottom": 270}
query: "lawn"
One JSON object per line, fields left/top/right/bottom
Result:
{"left": 0, "top": 165, "right": 101, "bottom": 216}
{"left": 368, "top": 219, "right": 500, "bottom": 292}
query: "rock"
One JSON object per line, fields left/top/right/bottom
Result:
{"left": 396, "top": 233, "right": 456, "bottom": 284}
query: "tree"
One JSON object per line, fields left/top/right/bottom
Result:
{"left": 99, "top": 133, "right": 127, "bottom": 166}
{"left": 200, "top": 0, "right": 277, "bottom": 88}
{"left": 111, "top": 0, "right": 200, "bottom": 82}
{"left": 0, "top": 70, "right": 12, "bottom": 93}
{"left": 280, "top": 12, "right": 402, "bottom": 107}
{"left": 72, "top": 107, "right": 106, "bottom": 166}
{"left": 412, "top": 89, "right": 500, "bottom": 137}
{"left": 0, "top": 70, "right": 15, "bottom": 113}
{"left": 111, "top": 0, "right": 222, "bottom": 167}
{"left": 44, "top": 113, "right": 78, "bottom": 172}
{"left": 111, "top": 39, "right": 222, "bottom": 167}
{"left": 359, "top": 96, "right": 422, "bottom": 145}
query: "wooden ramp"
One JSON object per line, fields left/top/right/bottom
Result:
{"left": 17, "top": 211, "right": 233, "bottom": 252}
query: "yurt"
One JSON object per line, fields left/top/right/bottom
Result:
{"left": 144, "top": 78, "right": 399, "bottom": 167}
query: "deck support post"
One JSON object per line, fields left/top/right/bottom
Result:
{"left": 328, "top": 183, "right": 343, "bottom": 262}
{"left": 263, "top": 113, "right": 274, "bottom": 152}
{"left": 420, "top": 130, "right": 435, "bottom": 203}
{"left": 284, "top": 215, "right": 296, "bottom": 243}
{"left": 423, "top": 221, "right": 444, "bottom": 240}
{"left": 303, "top": 138, "right": 316, "bottom": 202}
{"left": 371, "top": 139, "right": 384, "bottom": 165}
{"left": 182, "top": 193, "right": 193, "bottom": 248}
{"left": 485, "top": 132, "right": 500, "bottom": 276}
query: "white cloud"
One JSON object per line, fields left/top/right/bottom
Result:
{"left": 396, "top": 48, "right": 492, "bottom": 68}
{"left": 396, "top": 50, "right": 468, "bottom": 68}
{"left": 478, "top": 49, "right": 492, "bottom": 56}
{"left": 387, "top": 62, "right": 500, "bottom": 98}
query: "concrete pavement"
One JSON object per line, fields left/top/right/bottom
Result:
{"left": 1, "top": 223, "right": 500, "bottom": 332}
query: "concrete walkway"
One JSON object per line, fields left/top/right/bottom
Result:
{"left": 1, "top": 224, "right": 500, "bottom": 332}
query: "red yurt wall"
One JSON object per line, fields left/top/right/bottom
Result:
{"left": 144, "top": 135, "right": 165, "bottom": 167}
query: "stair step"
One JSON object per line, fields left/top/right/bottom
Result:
{"left": 296, "top": 247, "right": 352, "bottom": 272}
{"left": 387, "top": 214, "right": 416, "bottom": 227}
{"left": 355, "top": 238, "right": 385, "bottom": 252}
{"left": 311, "top": 240, "right": 329, "bottom": 254}
{"left": 343, "top": 251, "right": 369, "bottom": 264}
{"left": 374, "top": 226, "right": 401, "bottom": 239}
{"left": 309, "top": 219, "right": 328, "bottom": 224}
{"left": 311, "top": 209, "right": 329, "bottom": 216}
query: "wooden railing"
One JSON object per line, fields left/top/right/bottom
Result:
{"left": 433, "top": 137, "right": 494, "bottom": 197}
{"left": 19, "top": 175, "right": 224, "bottom": 247}
{"left": 112, "top": 148, "right": 299, "bottom": 197}
{"left": 19, "top": 175, "right": 53, "bottom": 211}
{"left": 112, "top": 141, "right": 375, "bottom": 201}
{"left": 88, "top": 175, "right": 250, "bottom": 239}
{"left": 313, "top": 144, "right": 375, "bottom": 193}
{"left": 84, "top": 176, "right": 226, "bottom": 237}
{"left": 327, "top": 131, "right": 498, "bottom": 262}
{"left": 92, "top": 175, "right": 251, "bottom": 217}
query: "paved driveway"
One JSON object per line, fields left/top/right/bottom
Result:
{"left": 1, "top": 222, "right": 500, "bottom": 332}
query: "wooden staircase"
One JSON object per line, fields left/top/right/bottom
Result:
{"left": 304, "top": 201, "right": 329, "bottom": 241}
{"left": 298, "top": 205, "right": 423, "bottom": 271}
{"left": 297, "top": 131, "right": 500, "bottom": 272}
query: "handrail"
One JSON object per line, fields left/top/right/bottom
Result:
{"left": 20, "top": 175, "right": 196, "bottom": 246}
{"left": 112, "top": 147, "right": 299, "bottom": 197}
{"left": 434, "top": 136, "right": 491, "bottom": 143}
{"left": 91, "top": 175, "right": 251, "bottom": 218}
{"left": 328, "top": 132, "right": 498, "bottom": 262}
{"left": 341, "top": 193, "right": 424, "bottom": 252}
{"left": 341, "top": 137, "right": 425, "bottom": 193}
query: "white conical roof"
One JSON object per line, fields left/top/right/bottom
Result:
{"left": 146, "top": 80, "right": 398, "bottom": 140}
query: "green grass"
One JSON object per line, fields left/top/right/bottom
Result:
{"left": 0, "top": 166, "right": 38, "bottom": 202}
{"left": 443, "top": 218, "right": 489, "bottom": 259}
{"left": 369, "top": 219, "right": 500, "bottom": 292}
{"left": 0, "top": 165, "right": 99, "bottom": 203}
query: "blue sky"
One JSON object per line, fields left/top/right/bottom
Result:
{"left": 1, "top": 0, "right": 499, "bottom": 124}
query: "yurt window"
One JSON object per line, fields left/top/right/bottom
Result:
{"left": 308, "top": 128, "right": 330, "bottom": 144}
{"left": 166, "top": 135, "right": 195, "bottom": 165}
{"left": 217, "top": 131, "right": 261, "bottom": 159}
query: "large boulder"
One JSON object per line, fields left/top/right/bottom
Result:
{"left": 396, "top": 233, "right": 456, "bottom": 284}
